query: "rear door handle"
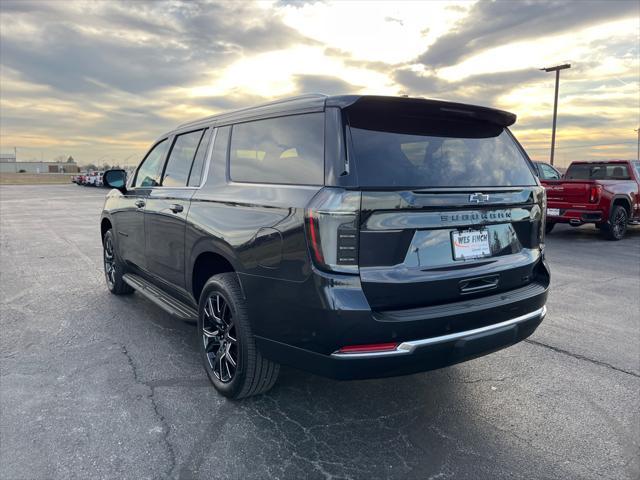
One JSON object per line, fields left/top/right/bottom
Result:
{"left": 169, "top": 203, "right": 184, "bottom": 213}
{"left": 135, "top": 200, "right": 145, "bottom": 208}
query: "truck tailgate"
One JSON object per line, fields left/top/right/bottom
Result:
{"left": 544, "top": 180, "right": 593, "bottom": 204}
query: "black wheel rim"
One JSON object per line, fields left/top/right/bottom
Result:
{"left": 613, "top": 209, "right": 626, "bottom": 237}
{"left": 202, "top": 293, "right": 237, "bottom": 383}
{"left": 103, "top": 235, "right": 116, "bottom": 288}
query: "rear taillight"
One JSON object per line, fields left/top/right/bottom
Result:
{"left": 305, "top": 188, "right": 361, "bottom": 274}
{"left": 540, "top": 189, "right": 547, "bottom": 244}
{"left": 589, "top": 185, "right": 602, "bottom": 203}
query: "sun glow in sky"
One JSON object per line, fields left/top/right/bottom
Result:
{"left": 0, "top": 0, "right": 638, "bottom": 168}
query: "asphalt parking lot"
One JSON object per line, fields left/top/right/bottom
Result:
{"left": 1, "top": 184, "right": 638, "bottom": 480}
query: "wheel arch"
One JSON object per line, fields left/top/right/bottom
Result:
{"left": 610, "top": 195, "right": 632, "bottom": 217}
{"left": 189, "top": 246, "right": 243, "bottom": 304}
{"left": 100, "top": 217, "right": 112, "bottom": 244}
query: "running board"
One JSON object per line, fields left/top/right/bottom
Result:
{"left": 123, "top": 273, "right": 198, "bottom": 321}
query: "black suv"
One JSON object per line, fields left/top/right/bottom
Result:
{"left": 101, "top": 95, "right": 549, "bottom": 399}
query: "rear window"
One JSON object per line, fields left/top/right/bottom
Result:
{"left": 565, "top": 163, "right": 631, "bottom": 180}
{"left": 230, "top": 113, "right": 324, "bottom": 185}
{"left": 347, "top": 114, "right": 536, "bottom": 188}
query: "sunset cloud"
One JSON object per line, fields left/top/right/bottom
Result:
{"left": 0, "top": 0, "right": 638, "bottom": 167}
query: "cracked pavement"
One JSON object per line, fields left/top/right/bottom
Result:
{"left": 1, "top": 184, "right": 639, "bottom": 479}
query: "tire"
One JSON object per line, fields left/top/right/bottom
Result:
{"left": 604, "top": 205, "right": 628, "bottom": 241}
{"left": 545, "top": 222, "right": 555, "bottom": 234}
{"left": 198, "top": 273, "right": 279, "bottom": 399}
{"left": 102, "top": 229, "right": 134, "bottom": 294}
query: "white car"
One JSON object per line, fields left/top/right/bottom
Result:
{"left": 86, "top": 172, "right": 100, "bottom": 186}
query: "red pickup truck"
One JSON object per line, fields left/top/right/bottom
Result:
{"left": 541, "top": 160, "right": 640, "bottom": 240}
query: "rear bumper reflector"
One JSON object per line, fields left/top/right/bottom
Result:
{"left": 337, "top": 342, "right": 399, "bottom": 354}
{"left": 331, "top": 306, "right": 546, "bottom": 358}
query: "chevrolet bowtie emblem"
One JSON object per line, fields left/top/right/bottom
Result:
{"left": 469, "top": 193, "right": 490, "bottom": 203}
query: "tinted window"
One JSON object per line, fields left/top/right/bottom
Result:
{"left": 187, "top": 128, "right": 213, "bottom": 187}
{"left": 230, "top": 113, "right": 324, "bottom": 185}
{"left": 135, "top": 140, "right": 169, "bottom": 188}
{"left": 565, "top": 163, "right": 630, "bottom": 180}
{"left": 348, "top": 114, "right": 536, "bottom": 188}
{"left": 162, "top": 130, "right": 205, "bottom": 187}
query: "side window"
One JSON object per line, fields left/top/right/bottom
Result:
{"left": 540, "top": 163, "right": 560, "bottom": 180}
{"left": 201, "top": 125, "right": 230, "bottom": 185}
{"left": 230, "top": 113, "right": 324, "bottom": 185}
{"left": 607, "top": 164, "right": 629, "bottom": 179}
{"left": 187, "top": 128, "right": 213, "bottom": 187}
{"left": 134, "top": 140, "right": 169, "bottom": 188}
{"left": 632, "top": 161, "right": 640, "bottom": 178}
{"left": 162, "top": 129, "right": 205, "bottom": 187}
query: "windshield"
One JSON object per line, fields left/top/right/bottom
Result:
{"left": 565, "top": 163, "right": 630, "bottom": 180}
{"left": 347, "top": 114, "right": 536, "bottom": 188}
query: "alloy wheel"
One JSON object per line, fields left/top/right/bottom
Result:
{"left": 202, "top": 293, "right": 238, "bottom": 383}
{"left": 612, "top": 208, "right": 627, "bottom": 239}
{"left": 103, "top": 235, "right": 116, "bottom": 288}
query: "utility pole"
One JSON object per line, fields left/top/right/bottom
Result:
{"left": 635, "top": 128, "right": 639, "bottom": 161}
{"left": 541, "top": 64, "right": 571, "bottom": 166}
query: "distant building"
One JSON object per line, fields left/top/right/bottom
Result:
{"left": 0, "top": 153, "right": 17, "bottom": 163}
{"left": 0, "top": 160, "right": 79, "bottom": 174}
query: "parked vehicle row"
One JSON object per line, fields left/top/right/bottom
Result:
{"left": 537, "top": 160, "right": 640, "bottom": 240}
{"left": 73, "top": 171, "right": 104, "bottom": 186}
{"left": 100, "top": 94, "right": 549, "bottom": 399}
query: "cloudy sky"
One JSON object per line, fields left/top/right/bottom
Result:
{"left": 0, "top": 0, "right": 638, "bottom": 167}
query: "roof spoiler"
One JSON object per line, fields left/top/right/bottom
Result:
{"left": 327, "top": 95, "right": 517, "bottom": 127}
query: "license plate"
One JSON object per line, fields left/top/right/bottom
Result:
{"left": 452, "top": 229, "right": 491, "bottom": 260}
{"left": 547, "top": 208, "right": 560, "bottom": 216}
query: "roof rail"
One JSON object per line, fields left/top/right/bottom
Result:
{"left": 178, "top": 93, "right": 328, "bottom": 129}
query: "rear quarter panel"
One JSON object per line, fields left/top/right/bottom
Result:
{"left": 186, "top": 184, "right": 319, "bottom": 282}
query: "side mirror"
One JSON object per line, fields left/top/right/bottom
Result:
{"left": 103, "top": 169, "right": 127, "bottom": 193}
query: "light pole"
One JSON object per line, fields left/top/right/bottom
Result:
{"left": 541, "top": 63, "right": 571, "bottom": 166}
{"left": 635, "top": 128, "right": 639, "bottom": 161}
